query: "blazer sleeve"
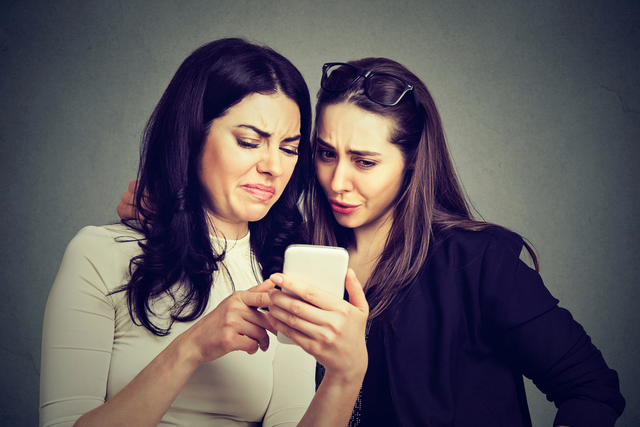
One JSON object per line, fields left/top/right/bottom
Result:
{"left": 479, "top": 229, "right": 625, "bottom": 427}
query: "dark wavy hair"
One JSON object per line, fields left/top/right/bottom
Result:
{"left": 119, "top": 38, "right": 311, "bottom": 336}
{"left": 304, "top": 57, "right": 537, "bottom": 320}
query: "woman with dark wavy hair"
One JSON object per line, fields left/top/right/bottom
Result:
{"left": 266, "top": 58, "right": 625, "bottom": 426}
{"left": 40, "top": 39, "right": 367, "bottom": 427}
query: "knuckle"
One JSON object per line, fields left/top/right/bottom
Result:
{"left": 220, "top": 329, "right": 236, "bottom": 347}
{"left": 281, "top": 324, "right": 293, "bottom": 338}
{"left": 290, "top": 300, "right": 304, "bottom": 315}
{"left": 286, "top": 313, "right": 298, "bottom": 328}
{"left": 227, "top": 298, "right": 243, "bottom": 312}
{"left": 307, "top": 340, "right": 321, "bottom": 356}
{"left": 302, "top": 286, "right": 317, "bottom": 301}
{"left": 323, "top": 330, "right": 337, "bottom": 346}
{"left": 222, "top": 316, "right": 239, "bottom": 330}
{"left": 256, "top": 293, "right": 269, "bottom": 306}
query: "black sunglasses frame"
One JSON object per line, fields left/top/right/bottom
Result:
{"left": 321, "top": 62, "right": 421, "bottom": 109}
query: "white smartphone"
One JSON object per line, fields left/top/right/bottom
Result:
{"left": 277, "top": 244, "right": 349, "bottom": 345}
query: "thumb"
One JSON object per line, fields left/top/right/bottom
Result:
{"left": 248, "top": 277, "right": 278, "bottom": 293}
{"left": 345, "top": 269, "right": 369, "bottom": 313}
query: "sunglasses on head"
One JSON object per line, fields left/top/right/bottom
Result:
{"left": 321, "top": 62, "right": 421, "bottom": 109}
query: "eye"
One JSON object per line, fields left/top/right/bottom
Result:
{"left": 280, "top": 145, "right": 299, "bottom": 156}
{"left": 356, "top": 159, "right": 377, "bottom": 169}
{"left": 237, "top": 139, "right": 260, "bottom": 149}
{"left": 316, "top": 149, "right": 336, "bottom": 161}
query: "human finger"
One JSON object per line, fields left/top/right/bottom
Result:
{"left": 266, "top": 309, "right": 312, "bottom": 346}
{"left": 215, "top": 328, "right": 263, "bottom": 355}
{"left": 269, "top": 273, "right": 341, "bottom": 311}
{"left": 344, "top": 269, "right": 369, "bottom": 314}
{"left": 240, "top": 288, "right": 273, "bottom": 309}
{"left": 267, "top": 292, "right": 361, "bottom": 362}
{"left": 211, "top": 295, "right": 273, "bottom": 353}
{"left": 117, "top": 180, "right": 140, "bottom": 220}
{"left": 230, "top": 317, "right": 272, "bottom": 353}
{"left": 247, "top": 278, "right": 278, "bottom": 294}
{"left": 267, "top": 284, "right": 361, "bottom": 354}
{"left": 127, "top": 180, "right": 138, "bottom": 192}
{"left": 233, "top": 291, "right": 277, "bottom": 335}
{"left": 267, "top": 287, "right": 328, "bottom": 328}
{"left": 185, "top": 305, "right": 268, "bottom": 362}
{"left": 268, "top": 270, "right": 369, "bottom": 366}
{"left": 116, "top": 193, "right": 134, "bottom": 220}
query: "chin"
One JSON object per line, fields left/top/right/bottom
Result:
{"left": 245, "top": 207, "right": 273, "bottom": 223}
{"left": 334, "top": 215, "right": 360, "bottom": 230}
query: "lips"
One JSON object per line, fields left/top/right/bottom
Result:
{"left": 242, "top": 183, "right": 276, "bottom": 202}
{"left": 329, "top": 199, "right": 360, "bottom": 214}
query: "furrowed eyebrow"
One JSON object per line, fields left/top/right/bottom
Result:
{"left": 317, "top": 138, "right": 380, "bottom": 156}
{"left": 317, "top": 138, "right": 337, "bottom": 151}
{"left": 283, "top": 135, "right": 301, "bottom": 143}
{"left": 349, "top": 149, "right": 381, "bottom": 156}
{"left": 237, "top": 125, "right": 300, "bottom": 142}
{"left": 237, "top": 125, "right": 271, "bottom": 138}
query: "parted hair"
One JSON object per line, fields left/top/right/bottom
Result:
{"left": 120, "top": 38, "right": 312, "bottom": 336}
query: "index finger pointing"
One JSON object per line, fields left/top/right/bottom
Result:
{"left": 247, "top": 278, "right": 278, "bottom": 294}
{"left": 240, "top": 290, "right": 272, "bottom": 308}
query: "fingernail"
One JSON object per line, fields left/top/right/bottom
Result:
{"left": 270, "top": 274, "right": 283, "bottom": 285}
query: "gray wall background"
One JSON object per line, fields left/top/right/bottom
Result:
{"left": 1, "top": 0, "right": 638, "bottom": 425}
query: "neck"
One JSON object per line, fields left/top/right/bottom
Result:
{"left": 205, "top": 212, "right": 249, "bottom": 241}
{"left": 348, "top": 213, "right": 393, "bottom": 286}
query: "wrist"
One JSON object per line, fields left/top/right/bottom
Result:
{"left": 322, "top": 356, "right": 368, "bottom": 387}
{"left": 170, "top": 329, "right": 206, "bottom": 372}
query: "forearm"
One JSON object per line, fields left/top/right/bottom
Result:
{"left": 74, "top": 334, "right": 200, "bottom": 427}
{"left": 297, "top": 368, "right": 365, "bottom": 427}
{"left": 265, "top": 271, "right": 369, "bottom": 426}
{"left": 73, "top": 283, "right": 275, "bottom": 427}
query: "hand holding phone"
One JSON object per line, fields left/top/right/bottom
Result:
{"left": 277, "top": 245, "right": 349, "bottom": 345}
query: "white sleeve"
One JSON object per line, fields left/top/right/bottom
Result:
{"left": 262, "top": 340, "right": 316, "bottom": 427}
{"left": 39, "top": 226, "right": 121, "bottom": 427}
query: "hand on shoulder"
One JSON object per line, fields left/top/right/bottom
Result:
{"left": 117, "top": 180, "right": 144, "bottom": 221}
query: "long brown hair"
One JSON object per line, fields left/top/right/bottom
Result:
{"left": 303, "top": 57, "right": 538, "bottom": 320}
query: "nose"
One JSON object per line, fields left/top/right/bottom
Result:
{"left": 257, "top": 145, "right": 284, "bottom": 177}
{"left": 330, "top": 159, "right": 353, "bottom": 193}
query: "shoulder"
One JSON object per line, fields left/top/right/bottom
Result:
{"left": 67, "top": 223, "right": 142, "bottom": 258}
{"left": 418, "top": 225, "right": 549, "bottom": 306}
{"left": 72, "top": 222, "right": 140, "bottom": 242}
{"left": 429, "top": 225, "right": 525, "bottom": 269}
{"left": 422, "top": 226, "right": 556, "bottom": 330}
{"left": 60, "top": 223, "right": 144, "bottom": 292}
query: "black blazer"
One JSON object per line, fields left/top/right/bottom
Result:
{"left": 381, "top": 227, "right": 625, "bottom": 427}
